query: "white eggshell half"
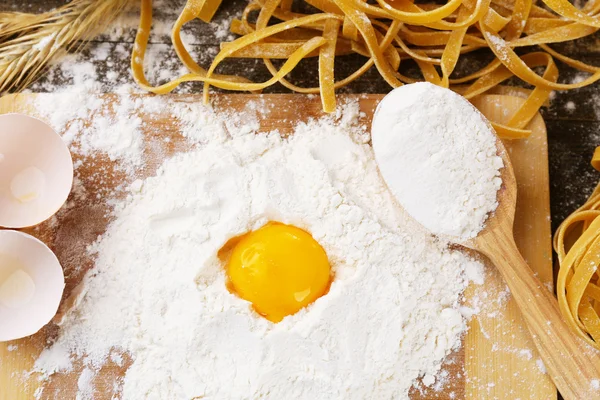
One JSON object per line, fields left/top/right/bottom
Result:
{"left": 0, "top": 230, "right": 65, "bottom": 342}
{"left": 0, "top": 113, "right": 73, "bottom": 228}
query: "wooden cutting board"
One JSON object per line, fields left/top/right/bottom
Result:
{"left": 0, "top": 93, "right": 556, "bottom": 399}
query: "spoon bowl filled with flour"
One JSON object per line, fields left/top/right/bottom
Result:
{"left": 371, "top": 82, "right": 505, "bottom": 241}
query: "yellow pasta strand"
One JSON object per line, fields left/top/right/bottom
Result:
{"left": 481, "top": 25, "right": 600, "bottom": 90}
{"left": 198, "top": 0, "right": 223, "bottom": 22}
{"left": 524, "top": 18, "right": 571, "bottom": 34}
{"left": 509, "top": 23, "right": 598, "bottom": 47}
{"left": 342, "top": 16, "right": 358, "bottom": 40}
{"left": 593, "top": 147, "right": 600, "bottom": 171}
{"left": 504, "top": 0, "right": 531, "bottom": 39}
{"left": 542, "top": 0, "right": 600, "bottom": 28}
{"left": 319, "top": 19, "right": 341, "bottom": 112}
{"left": 332, "top": 0, "right": 402, "bottom": 87}
{"left": 554, "top": 162, "right": 600, "bottom": 350}
{"left": 440, "top": 6, "right": 470, "bottom": 87}
{"left": 355, "top": 0, "right": 463, "bottom": 25}
{"left": 260, "top": 18, "right": 401, "bottom": 93}
{"left": 171, "top": 0, "right": 209, "bottom": 74}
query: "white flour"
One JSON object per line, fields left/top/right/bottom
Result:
{"left": 76, "top": 367, "right": 95, "bottom": 400}
{"left": 33, "top": 101, "right": 484, "bottom": 399}
{"left": 33, "top": 93, "right": 144, "bottom": 172}
{"left": 372, "top": 82, "right": 503, "bottom": 239}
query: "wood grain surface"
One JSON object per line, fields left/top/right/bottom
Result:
{"left": 470, "top": 102, "right": 600, "bottom": 400}
{"left": 0, "top": 93, "right": 555, "bottom": 399}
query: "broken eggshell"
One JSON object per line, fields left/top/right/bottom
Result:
{"left": 0, "top": 113, "right": 73, "bottom": 228}
{"left": 0, "top": 230, "right": 65, "bottom": 342}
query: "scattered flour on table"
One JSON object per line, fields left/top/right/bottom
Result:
{"left": 33, "top": 94, "right": 143, "bottom": 172}
{"left": 372, "top": 82, "right": 503, "bottom": 240}
{"left": 76, "top": 367, "right": 95, "bottom": 400}
{"left": 27, "top": 0, "right": 240, "bottom": 95}
{"left": 31, "top": 93, "right": 242, "bottom": 175}
{"left": 32, "top": 99, "right": 486, "bottom": 400}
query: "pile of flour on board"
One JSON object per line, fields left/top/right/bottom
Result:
{"left": 30, "top": 95, "right": 486, "bottom": 399}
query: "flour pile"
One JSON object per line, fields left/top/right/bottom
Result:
{"left": 33, "top": 100, "right": 484, "bottom": 399}
{"left": 372, "top": 82, "right": 503, "bottom": 240}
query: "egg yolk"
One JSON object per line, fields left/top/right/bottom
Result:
{"left": 226, "top": 223, "right": 331, "bottom": 322}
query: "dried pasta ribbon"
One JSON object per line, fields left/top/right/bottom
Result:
{"left": 509, "top": 23, "right": 598, "bottom": 47}
{"left": 371, "top": 21, "right": 402, "bottom": 70}
{"left": 332, "top": 0, "right": 402, "bottom": 87}
{"left": 542, "top": 0, "right": 600, "bottom": 28}
{"left": 391, "top": 0, "right": 491, "bottom": 31}
{"left": 483, "top": 8, "right": 511, "bottom": 32}
{"left": 399, "top": 26, "right": 486, "bottom": 47}
{"left": 133, "top": 0, "right": 250, "bottom": 92}
{"left": 554, "top": 166, "right": 600, "bottom": 350}
{"left": 524, "top": 18, "right": 571, "bottom": 34}
{"left": 503, "top": 0, "right": 531, "bottom": 39}
{"left": 133, "top": 0, "right": 331, "bottom": 96}
{"left": 489, "top": 122, "right": 531, "bottom": 139}
{"left": 457, "top": 51, "right": 555, "bottom": 136}
{"left": 261, "top": 18, "right": 401, "bottom": 93}
{"left": 342, "top": 16, "right": 358, "bottom": 40}
{"left": 224, "top": 41, "right": 353, "bottom": 58}
{"left": 395, "top": 37, "right": 443, "bottom": 65}
{"left": 356, "top": 0, "right": 463, "bottom": 25}
{"left": 202, "top": 13, "right": 340, "bottom": 101}
{"left": 440, "top": 6, "right": 470, "bottom": 87}
{"left": 593, "top": 147, "right": 600, "bottom": 171}
{"left": 415, "top": 51, "right": 442, "bottom": 85}
{"left": 319, "top": 19, "right": 341, "bottom": 112}
{"left": 257, "top": 0, "right": 282, "bottom": 30}
{"left": 171, "top": 0, "right": 209, "bottom": 74}
{"left": 481, "top": 25, "right": 600, "bottom": 90}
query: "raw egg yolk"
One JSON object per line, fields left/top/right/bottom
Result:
{"left": 226, "top": 223, "right": 331, "bottom": 322}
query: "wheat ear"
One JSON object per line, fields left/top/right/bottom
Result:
{"left": 0, "top": 0, "right": 131, "bottom": 94}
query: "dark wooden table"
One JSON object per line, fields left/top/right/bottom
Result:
{"left": 3, "top": 0, "right": 600, "bottom": 234}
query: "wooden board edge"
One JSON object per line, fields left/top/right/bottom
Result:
{"left": 0, "top": 93, "right": 556, "bottom": 400}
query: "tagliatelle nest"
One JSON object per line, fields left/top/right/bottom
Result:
{"left": 132, "top": 0, "right": 600, "bottom": 138}
{"left": 554, "top": 149, "right": 600, "bottom": 351}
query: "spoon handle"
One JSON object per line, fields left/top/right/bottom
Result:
{"left": 478, "top": 229, "right": 600, "bottom": 400}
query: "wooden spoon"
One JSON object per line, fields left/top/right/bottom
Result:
{"left": 463, "top": 138, "right": 600, "bottom": 400}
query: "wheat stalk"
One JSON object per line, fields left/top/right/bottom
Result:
{"left": 0, "top": 0, "right": 131, "bottom": 94}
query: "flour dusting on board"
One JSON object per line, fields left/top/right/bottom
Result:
{"left": 34, "top": 94, "right": 143, "bottom": 172}
{"left": 24, "top": 93, "right": 492, "bottom": 399}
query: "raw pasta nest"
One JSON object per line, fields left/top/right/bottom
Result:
{"left": 132, "top": 0, "right": 600, "bottom": 137}
{"left": 554, "top": 148, "right": 600, "bottom": 351}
